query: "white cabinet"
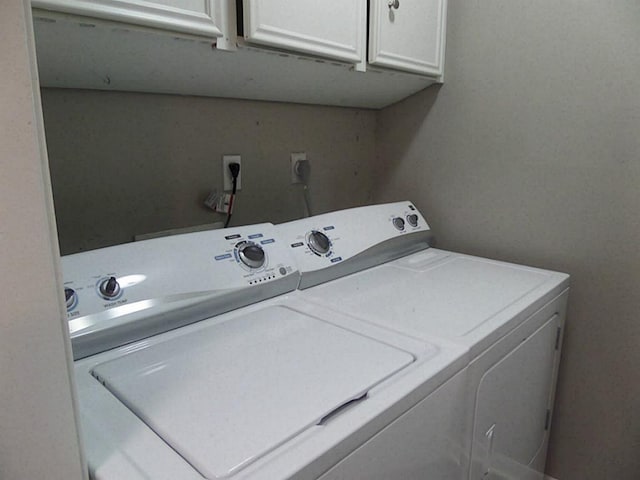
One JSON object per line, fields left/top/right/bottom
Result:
{"left": 369, "top": 0, "right": 447, "bottom": 77}
{"left": 32, "top": 0, "right": 227, "bottom": 39}
{"left": 242, "top": 0, "right": 367, "bottom": 68}
{"left": 32, "top": 0, "right": 446, "bottom": 108}
{"left": 242, "top": 0, "right": 447, "bottom": 78}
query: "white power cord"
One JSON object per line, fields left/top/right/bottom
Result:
{"left": 294, "top": 159, "right": 312, "bottom": 217}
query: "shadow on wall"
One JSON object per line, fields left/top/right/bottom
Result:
{"left": 374, "top": 85, "right": 442, "bottom": 193}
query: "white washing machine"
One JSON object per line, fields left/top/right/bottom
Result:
{"left": 277, "top": 202, "right": 570, "bottom": 480}
{"left": 63, "top": 222, "right": 468, "bottom": 479}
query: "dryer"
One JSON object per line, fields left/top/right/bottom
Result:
{"left": 62, "top": 222, "right": 468, "bottom": 479}
{"left": 277, "top": 202, "right": 570, "bottom": 480}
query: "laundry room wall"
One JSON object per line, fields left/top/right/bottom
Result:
{"left": 373, "top": 1, "right": 640, "bottom": 479}
{"left": 41, "top": 89, "right": 376, "bottom": 255}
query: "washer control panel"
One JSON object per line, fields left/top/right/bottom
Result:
{"left": 62, "top": 223, "right": 297, "bottom": 322}
{"left": 277, "top": 202, "right": 430, "bottom": 276}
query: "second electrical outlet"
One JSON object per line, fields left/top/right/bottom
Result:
{"left": 223, "top": 154, "right": 241, "bottom": 191}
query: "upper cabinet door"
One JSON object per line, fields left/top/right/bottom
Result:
{"left": 369, "top": 0, "right": 447, "bottom": 77}
{"left": 243, "top": 0, "right": 366, "bottom": 66}
{"left": 32, "top": 0, "right": 226, "bottom": 38}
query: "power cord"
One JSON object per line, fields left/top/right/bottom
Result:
{"left": 225, "top": 162, "right": 240, "bottom": 228}
{"left": 294, "top": 159, "right": 312, "bottom": 217}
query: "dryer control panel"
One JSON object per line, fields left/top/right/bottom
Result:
{"left": 62, "top": 223, "right": 298, "bottom": 359}
{"left": 277, "top": 202, "right": 431, "bottom": 289}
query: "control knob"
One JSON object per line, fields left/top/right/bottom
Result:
{"left": 307, "top": 230, "right": 331, "bottom": 255}
{"left": 237, "top": 241, "right": 266, "bottom": 269}
{"left": 64, "top": 287, "right": 77, "bottom": 310}
{"left": 392, "top": 217, "right": 405, "bottom": 231}
{"left": 99, "top": 276, "right": 121, "bottom": 299}
{"left": 406, "top": 214, "right": 419, "bottom": 227}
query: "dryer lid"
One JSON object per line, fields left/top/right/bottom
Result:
{"left": 91, "top": 306, "right": 414, "bottom": 479}
{"left": 307, "top": 256, "right": 553, "bottom": 338}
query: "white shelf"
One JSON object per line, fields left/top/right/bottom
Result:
{"left": 32, "top": 10, "right": 436, "bottom": 109}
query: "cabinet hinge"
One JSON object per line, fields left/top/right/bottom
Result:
{"left": 544, "top": 409, "right": 551, "bottom": 431}
{"left": 554, "top": 326, "right": 562, "bottom": 350}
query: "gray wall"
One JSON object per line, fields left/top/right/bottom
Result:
{"left": 375, "top": 1, "right": 640, "bottom": 479}
{"left": 41, "top": 89, "right": 376, "bottom": 255}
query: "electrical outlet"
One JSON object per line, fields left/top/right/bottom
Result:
{"left": 223, "top": 155, "right": 241, "bottom": 191}
{"left": 291, "top": 152, "right": 307, "bottom": 184}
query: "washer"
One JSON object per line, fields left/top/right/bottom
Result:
{"left": 277, "top": 202, "right": 570, "bottom": 480}
{"left": 63, "top": 222, "right": 467, "bottom": 479}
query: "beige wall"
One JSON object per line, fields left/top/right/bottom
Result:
{"left": 375, "top": 1, "right": 640, "bottom": 479}
{"left": 41, "top": 89, "right": 376, "bottom": 255}
{"left": 0, "top": 1, "right": 85, "bottom": 479}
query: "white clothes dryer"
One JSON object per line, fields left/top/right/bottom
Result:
{"left": 63, "top": 222, "right": 468, "bottom": 480}
{"left": 277, "top": 202, "right": 570, "bottom": 480}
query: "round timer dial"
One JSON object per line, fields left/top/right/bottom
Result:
{"left": 236, "top": 241, "right": 266, "bottom": 269}
{"left": 306, "top": 230, "right": 331, "bottom": 256}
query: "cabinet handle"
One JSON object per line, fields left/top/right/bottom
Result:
{"left": 388, "top": 0, "right": 400, "bottom": 9}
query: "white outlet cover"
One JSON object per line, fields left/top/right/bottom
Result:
{"left": 223, "top": 155, "right": 241, "bottom": 191}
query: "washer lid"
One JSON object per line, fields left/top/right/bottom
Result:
{"left": 91, "top": 306, "right": 414, "bottom": 479}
